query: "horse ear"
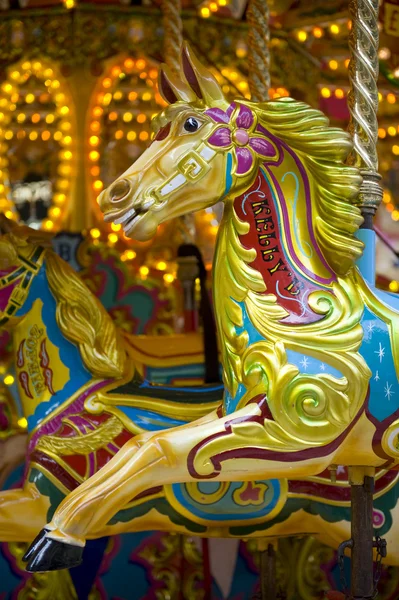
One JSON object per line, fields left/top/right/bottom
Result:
{"left": 158, "top": 64, "right": 196, "bottom": 105}
{"left": 180, "top": 43, "right": 224, "bottom": 104}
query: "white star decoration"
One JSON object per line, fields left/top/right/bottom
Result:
{"left": 374, "top": 371, "right": 380, "bottom": 382}
{"left": 320, "top": 363, "right": 326, "bottom": 371}
{"left": 375, "top": 342, "right": 386, "bottom": 363}
{"left": 300, "top": 356, "right": 309, "bottom": 371}
{"left": 385, "top": 382, "right": 395, "bottom": 401}
{"left": 367, "top": 322, "right": 375, "bottom": 336}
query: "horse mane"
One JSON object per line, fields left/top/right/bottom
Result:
{"left": 44, "top": 249, "right": 127, "bottom": 380}
{"left": 244, "top": 98, "right": 364, "bottom": 277}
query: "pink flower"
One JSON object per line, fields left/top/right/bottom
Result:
{"left": 205, "top": 103, "right": 275, "bottom": 176}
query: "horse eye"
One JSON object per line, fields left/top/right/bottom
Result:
{"left": 184, "top": 117, "right": 200, "bottom": 133}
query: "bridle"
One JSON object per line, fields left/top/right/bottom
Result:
{"left": 148, "top": 135, "right": 223, "bottom": 205}
{"left": 0, "top": 245, "right": 46, "bottom": 327}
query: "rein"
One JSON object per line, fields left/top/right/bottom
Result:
{"left": 0, "top": 245, "right": 46, "bottom": 327}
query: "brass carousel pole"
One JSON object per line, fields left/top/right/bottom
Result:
{"left": 344, "top": 2, "right": 386, "bottom": 599}
{"left": 247, "top": 2, "right": 277, "bottom": 599}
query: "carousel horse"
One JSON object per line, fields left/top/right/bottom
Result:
{"left": 24, "top": 44, "right": 399, "bottom": 572}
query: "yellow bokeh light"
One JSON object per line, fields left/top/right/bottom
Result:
{"left": 163, "top": 273, "right": 175, "bottom": 284}
{"left": 127, "top": 131, "right": 137, "bottom": 141}
{"left": 59, "top": 106, "right": 69, "bottom": 116}
{"left": 157, "top": 261, "right": 167, "bottom": 271}
{"left": 5, "top": 211, "right": 14, "bottom": 219}
{"left": 140, "top": 266, "right": 149, "bottom": 276}
{"left": 29, "top": 131, "right": 38, "bottom": 141}
{"left": 50, "top": 206, "right": 61, "bottom": 218}
{"left": 54, "top": 131, "right": 63, "bottom": 141}
{"left": 388, "top": 126, "right": 396, "bottom": 137}
{"left": 63, "top": 150, "right": 72, "bottom": 160}
{"left": 123, "top": 112, "right": 133, "bottom": 123}
{"left": 111, "top": 66, "right": 121, "bottom": 78}
{"left": 46, "top": 114, "right": 55, "bottom": 124}
{"left": 25, "top": 93, "right": 35, "bottom": 104}
{"left": 93, "top": 179, "right": 103, "bottom": 191}
{"left": 90, "top": 166, "right": 100, "bottom": 176}
{"left": 17, "top": 417, "right": 28, "bottom": 429}
{"left": 200, "top": 6, "right": 211, "bottom": 17}
{"left": 90, "top": 121, "right": 101, "bottom": 132}
{"left": 128, "top": 91, "right": 138, "bottom": 102}
{"left": 54, "top": 193, "right": 66, "bottom": 205}
{"left": 392, "top": 145, "right": 399, "bottom": 155}
{"left": 113, "top": 90, "right": 123, "bottom": 101}
{"left": 4, "top": 374, "right": 14, "bottom": 386}
{"left": 90, "top": 228, "right": 101, "bottom": 239}
{"left": 17, "top": 113, "right": 26, "bottom": 123}
{"left": 89, "top": 150, "right": 100, "bottom": 161}
{"left": 108, "top": 233, "right": 118, "bottom": 244}
{"left": 335, "top": 88, "right": 345, "bottom": 99}
{"left": 329, "top": 60, "right": 338, "bottom": 70}
{"left": 124, "top": 58, "right": 135, "bottom": 70}
{"left": 51, "top": 80, "right": 60, "bottom": 89}
{"left": 210, "top": 2, "right": 218, "bottom": 11}
{"left": 103, "top": 78, "right": 112, "bottom": 89}
{"left": 344, "top": 59, "right": 350, "bottom": 68}
{"left": 111, "top": 223, "right": 121, "bottom": 232}
{"left": 387, "top": 93, "right": 396, "bottom": 104}
{"left": 313, "top": 27, "right": 323, "bottom": 38}
{"left": 136, "top": 59, "right": 146, "bottom": 71}
{"left": 93, "top": 106, "right": 103, "bottom": 118}
{"left": 89, "top": 135, "right": 100, "bottom": 146}
{"left": 63, "top": 135, "right": 72, "bottom": 145}
{"left": 392, "top": 211, "right": 399, "bottom": 222}
{"left": 126, "top": 250, "right": 136, "bottom": 260}
{"left": 330, "top": 24, "right": 340, "bottom": 34}
{"left": 142, "top": 92, "right": 152, "bottom": 101}
{"left": 149, "top": 69, "right": 158, "bottom": 79}
{"left": 297, "top": 30, "right": 307, "bottom": 42}
{"left": 44, "top": 220, "right": 54, "bottom": 230}
{"left": 389, "top": 280, "right": 399, "bottom": 292}
{"left": 5, "top": 131, "right": 13, "bottom": 140}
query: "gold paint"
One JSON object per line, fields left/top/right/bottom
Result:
{"left": 36, "top": 415, "right": 124, "bottom": 455}
{"left": 185, "top": 481, "right": 230, "bottom": 504}
{"left": 45, "top": 250, "right": 127, "bottom": 379}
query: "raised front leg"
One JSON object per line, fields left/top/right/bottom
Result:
{"left": 25, "top": 401, "right": 338, "bottom": 571}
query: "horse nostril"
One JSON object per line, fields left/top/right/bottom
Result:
{"left": 110, "top": 179, "right": 131, "bottom": 203}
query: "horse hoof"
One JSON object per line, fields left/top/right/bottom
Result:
{"left": 25, "top": 536, "right": 83, "bottom": 572}
{"left": 23, "top": 528, "right": 49, "bottom": 562}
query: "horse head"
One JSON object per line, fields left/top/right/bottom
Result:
{"left": 98, "top": 43, "right": 277, "bottom": 241}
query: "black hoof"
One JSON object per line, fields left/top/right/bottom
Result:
{"left": 23, "top": 528, "right": 49, "bottom": 562}
{"left": 25, "top": 536, "right": 83, "bottom": 572}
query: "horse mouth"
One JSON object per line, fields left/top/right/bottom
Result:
{"left": 114, "top": 206, "right": 148, "bottom": 236}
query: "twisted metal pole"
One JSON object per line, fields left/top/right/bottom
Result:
{"left": 162, "top": 0, "right": 183, "bottom": 76}
{"left": 347, "top": 0, "right": 383, "bottom": 227}
{"left": 246, "top": 0, "right": 270, "bottom": 102}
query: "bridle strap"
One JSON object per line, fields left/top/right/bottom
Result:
{"left": 150, "top": 138, "right": 219, "bottom": 204}
{"left": 0, "top": 245, "right": 46, "bottom": 327}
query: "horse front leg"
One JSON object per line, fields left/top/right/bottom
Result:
{"left": 25, "top": 402, "right": 337, "bottom": 572}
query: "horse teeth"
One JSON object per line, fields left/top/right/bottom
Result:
{"left": 114, "top": 208, "right": 136, "bottom": 225}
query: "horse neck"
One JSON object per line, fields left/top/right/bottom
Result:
{"left": 12, "top": 259, "right": 92, "bottom": 431}
{"left": 213, "top": 165, "right": 337, "bottom": 402}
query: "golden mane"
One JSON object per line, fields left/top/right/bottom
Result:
{"left": 247, "top": 97, "right": 364, "bottom": 276}
{"left": 45, "top": 250, "right": 127, "bottom": 379}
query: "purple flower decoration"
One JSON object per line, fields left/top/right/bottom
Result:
{"left": 206, "top": 104, "right": 275, "bottom": 176}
